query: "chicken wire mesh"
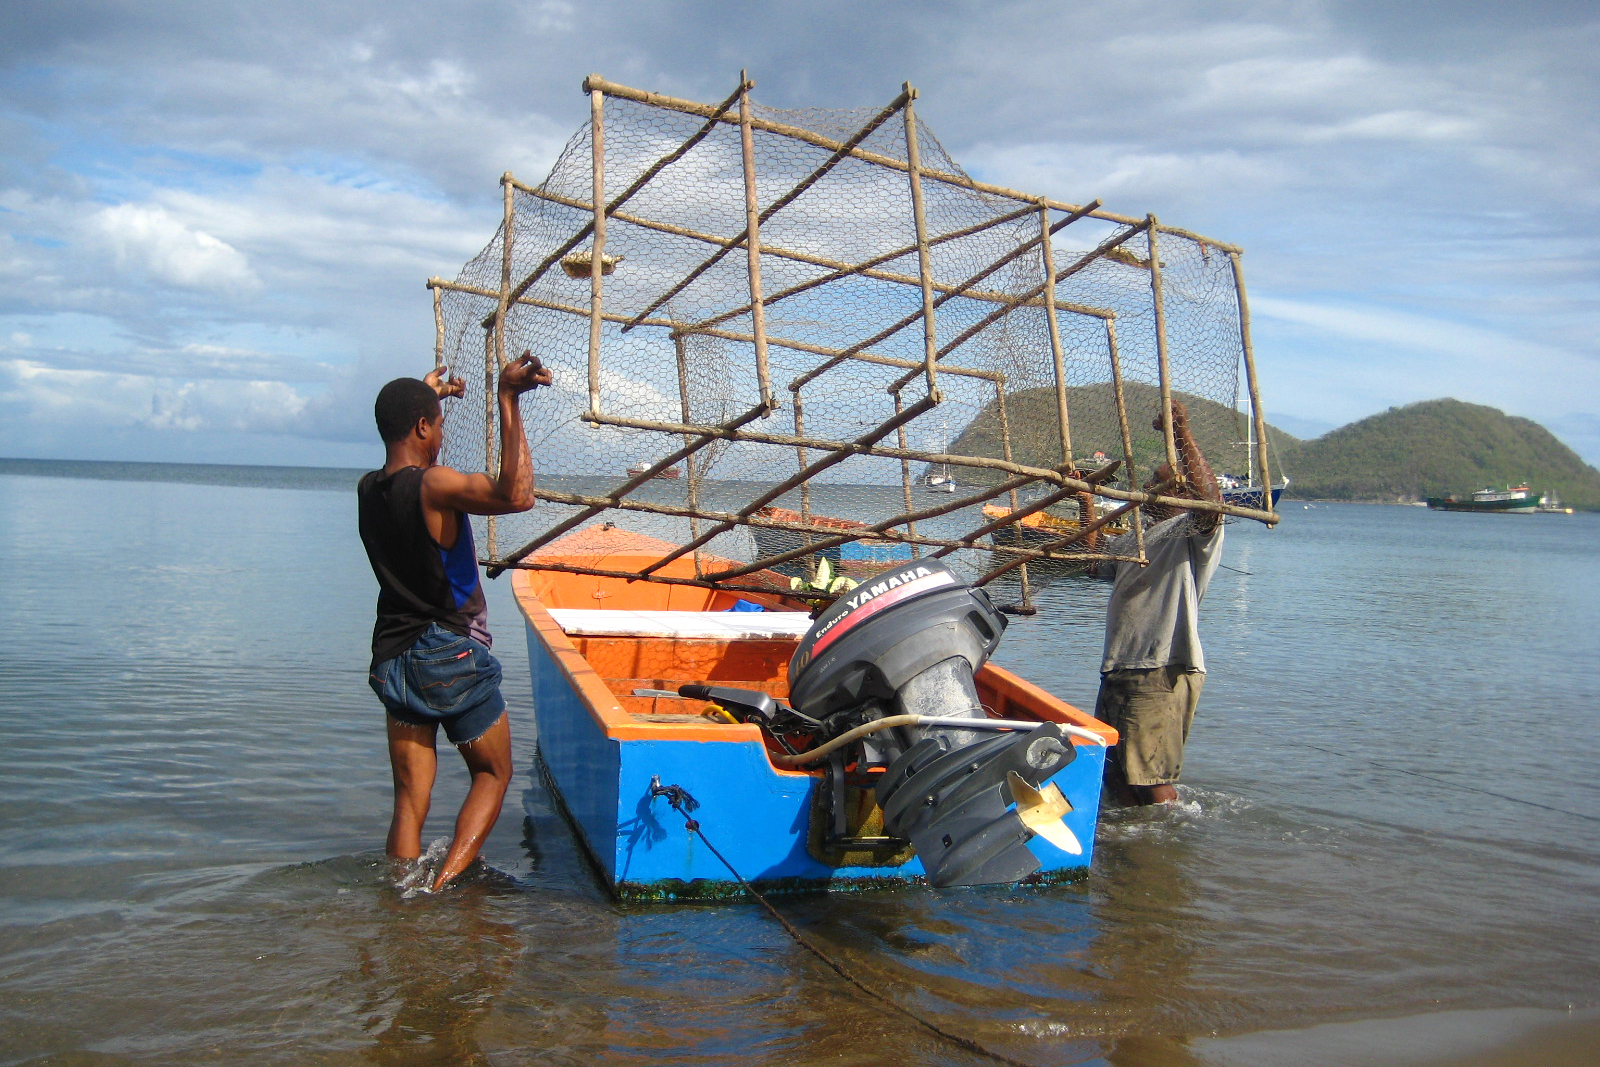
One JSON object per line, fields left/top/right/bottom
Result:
{"left": 430, "top": 74, "right": 1276, "bottom": 608}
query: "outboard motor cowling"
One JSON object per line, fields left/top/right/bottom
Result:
{"left": 786, "top": 560, "right": 1076, "bottom": 888}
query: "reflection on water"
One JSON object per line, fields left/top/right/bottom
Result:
{"left": 0, "top": 462, "right": 1598, "bottom": 1065}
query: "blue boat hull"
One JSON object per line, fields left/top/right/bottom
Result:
{"left": 522, "top": 618, "right": 1108, "bottom": 901}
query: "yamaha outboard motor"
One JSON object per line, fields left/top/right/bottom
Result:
{"left": 785, "top": 560, "right": 1076, "bottom": 887}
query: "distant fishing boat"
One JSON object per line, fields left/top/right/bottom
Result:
{"left": 1537, "top": 492, "right": 1574, "bottom": 515}
{"left": 749, "top": 506, "right": 914, "bottom": 576}
{"left": 626, "top": 461, "right": 682, "bottom": 479}
{"left": 1426, "top": 485, "right": 1539, "bottom": 514}
{"left": 922, "top": 421, "right": 957, "bottom": 491}
{"left": 1217, "top": 474, "right": 1288, "bottom": 510}
{"left": 980, "top": 502, "right": 1129, "bottom": 547}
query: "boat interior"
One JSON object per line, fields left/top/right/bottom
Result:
{"left": 509, "top": 527, "right": 1116, "bottom": 759}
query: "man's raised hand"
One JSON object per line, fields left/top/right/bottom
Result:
{"left": 499, "top": 350, "right": 553, "bottom": 395}
{"left": 424, "top": 365, "right": 466, "bottom": 400}
{"left": 1151, "top": 399, "right": 1189, "bottom": 434}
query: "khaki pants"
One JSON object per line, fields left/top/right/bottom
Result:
{"left": 1094, "top": 665, "right": 1204, "bottom": 786}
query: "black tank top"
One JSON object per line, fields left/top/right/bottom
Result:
{"left": 357, "top": 466, "right": 490, "bottom": 667}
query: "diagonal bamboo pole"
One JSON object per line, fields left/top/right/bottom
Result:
{"left": 481, "top": 79, "right": 744, "bottom": 329}
{"left": 638, "top": 392, "right": 942, "bottom": 577}
{"left": 791, "top": 387, "right": 812, "bottom": 521}
{"left": 512, "top": 183, "right": 1113, "bottom": 320}
{"left": 688, "top": 202, "right": 1043, "bottom": 333}
{"left": 485, "top": 400, "right": 774, "bottom": 577}
{"left": 502, "top": 555, "right": 1142, "bottom": 602}
{"left": 974, "top": 478, "right": 1177, "bottom": 587}
{"left": 789, "top": 196, "right": 1104, "bottom": 395}
{"left": 620, "top": 86, "right": 912, "bottom": 333}
{"left": 487, "top": 173, "right": 514, "bottom": 562}
{"left": 934, "top": 460, "right": 1121, "bottom": 556}
{"left": 706, "top": 466, "right": 1062, "bottom": 581}
{"left": 993, "top": 377, "right": 1030, "bottom": 603}
{"left": 884, "top": 219, "right": 1149, "bottom": 395}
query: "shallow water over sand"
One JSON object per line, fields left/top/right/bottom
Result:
{"left": 1, "top": 460, "right": 1597, "bottom": 1066}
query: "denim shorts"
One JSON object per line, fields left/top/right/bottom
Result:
{"left": 369, "top": 623, "right": 506, "bottom": 745}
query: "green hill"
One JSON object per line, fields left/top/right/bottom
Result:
{"left": 1279, "top": 398, "right": 1600, "bottom": 509}
{"left": 949, "top": 381, "right": 1298, "bottom": 488}
{"left": 945, "top": 389, "right": 1598, "bottom": 511}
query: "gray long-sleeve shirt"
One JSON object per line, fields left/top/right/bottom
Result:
{"left": 1100, "top": 515, "right": 1224, "bottom": 674}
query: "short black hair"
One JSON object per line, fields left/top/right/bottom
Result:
{"left": 374, "top": 378, "right": 441, "bottom": 444}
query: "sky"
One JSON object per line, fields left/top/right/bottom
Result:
{"left": 2, "top": 0, "right": 1597, "bottom": 469}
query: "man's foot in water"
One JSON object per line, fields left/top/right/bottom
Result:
{"left": 1134, "top": 783, "right": 1179, "bottom": 805}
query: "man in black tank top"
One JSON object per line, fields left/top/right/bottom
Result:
{"left": 358, "top": 351, "right": 550, "bottom": 892}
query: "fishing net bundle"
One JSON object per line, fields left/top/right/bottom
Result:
{"left": 432, "top": 76, "right": 1267, "bottom": 606}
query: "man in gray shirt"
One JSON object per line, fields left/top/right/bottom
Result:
{"left": 1095, "top": 400, "right": 1224, "bottom": 806}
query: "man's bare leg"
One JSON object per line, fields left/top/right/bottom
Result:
{"left": 431, "top": 713, "right": 513, "bottom": 892}
{"left": 386, "top": 718, "right": 440, "bottom": 860}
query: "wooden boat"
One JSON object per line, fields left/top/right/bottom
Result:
{"left": 981, "top": 502, "right": 1129, "bottom": 546}
{"left": 1219, "top": 478, "right": 1288, "bottom": 510}
{"left": 748, "top": 506, "right": 914, "bottom": 576}
{"left": 625, "top": 461, "right": 681, "bottom": 479}
{"left": 513, "top": 525, "right": 1117, "bottom": 901}
{"left": 1426, "top": 484, "right": 1539, "bottom": 513}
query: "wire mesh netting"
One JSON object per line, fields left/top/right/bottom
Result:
{"left": 432, "top": 74, "right": 1276, "bottom": 607}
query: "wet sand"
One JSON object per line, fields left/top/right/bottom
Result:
{"left": 1192, "top": 1007, "right": 1600, "bottom": 1067}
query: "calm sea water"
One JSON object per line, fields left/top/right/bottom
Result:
{"left": 1, "top": 458, "right": 1597, "bottom": 1066}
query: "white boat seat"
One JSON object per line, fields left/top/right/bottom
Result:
{"left": 548, "top": 609, "right": 814, "bottom": 640}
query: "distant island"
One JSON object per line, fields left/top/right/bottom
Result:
{"left": 952, "top": 390, "right": 1599, "bottom": 511}
{"left": 1276, "top": 399, "right": 1599, "bottom": 510}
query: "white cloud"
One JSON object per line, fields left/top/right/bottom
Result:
{"left": 969, "top": 142, "right": 1290, "bottom": 209}
{"left": 3, "top": 359, "right": 312, "bottom": 435}
{"left": 90, "top": 203, "right": 261, "bottom": 292}
{"left": 0, "top": 0, "right": 1596, "bottom": 468}
{"left": 1250, "top": 296, "right": 1572, "bottom": 365}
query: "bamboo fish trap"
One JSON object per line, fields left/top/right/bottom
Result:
{"left": 428, "top": 73, "right": 1278, "bottom": 610}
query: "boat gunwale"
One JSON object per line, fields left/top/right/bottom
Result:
{"left": 510, "top": 566, "right": 1118, "bottom": 756}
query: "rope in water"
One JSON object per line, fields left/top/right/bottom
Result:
{"left": 648, "top": 779, "right": 1041, "bottom": 1067}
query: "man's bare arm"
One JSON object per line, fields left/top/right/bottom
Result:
{"left": 1156, "top": 400, "right": 1223, "bottom": 531}
{"left": 424, "top": 352, "right": 551, "bottom": 517}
